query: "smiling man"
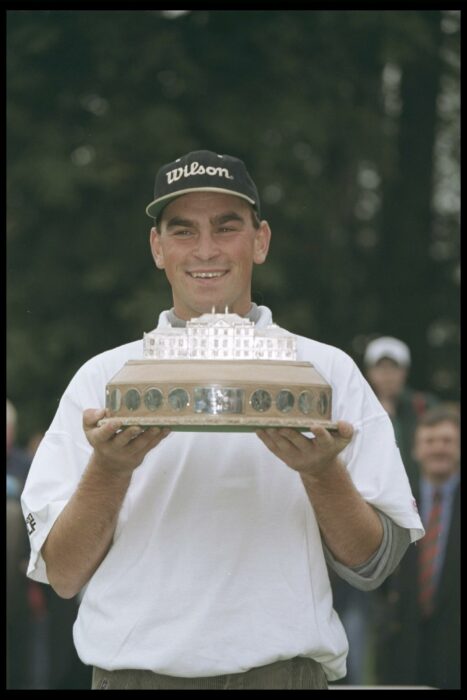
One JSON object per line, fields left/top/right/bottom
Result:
{"left": 147, "top": 151, "right": 271, "bottom": 321}
{"left": 22, "top": 150, "right": 424, "bottom": 690}
{"left": 150, "top": 191, "right": 270, "bottom": 320}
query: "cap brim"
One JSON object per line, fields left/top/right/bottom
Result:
{"left": 146, "top": 187, "right": 256, "bottom": 219}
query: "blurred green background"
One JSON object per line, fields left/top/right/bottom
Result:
{"left": 7, "top": 10, "right": 460, "bottom": 445}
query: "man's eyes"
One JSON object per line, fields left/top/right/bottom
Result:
{"left": 171, "top": 227, "right": 238, "bottom": 237}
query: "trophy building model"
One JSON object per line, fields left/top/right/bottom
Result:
{"left": 102, "top": 309, "right": 337, "bottom": 432}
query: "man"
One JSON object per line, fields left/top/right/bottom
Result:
{"left": 374, "top": 406, "right": 460, "bottom": 689}
{"left": 22, "top": 150, "right": 424, "bottom": 690}
{"left": 364, "top": 336, "right": 438, "bottom": 488}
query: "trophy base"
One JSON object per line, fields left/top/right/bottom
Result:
{"left": 97, "top": 416, "right": 340, "bottom": 433}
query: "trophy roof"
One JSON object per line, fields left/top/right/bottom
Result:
{"left": 143, "top": 310, "right": 297, "bottom": 361}
{"left": 187, "top": 311, "right": 253, "bottom": 327}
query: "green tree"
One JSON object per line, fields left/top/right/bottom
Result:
{"left": 7, "top": 10, "right": 459, "bottom": 443}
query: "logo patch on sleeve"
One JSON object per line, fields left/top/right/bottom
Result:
{"left": 26, "top": 513, "right": 37, "bottom": 535}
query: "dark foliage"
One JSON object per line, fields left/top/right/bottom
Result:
{"left": 7, "top": 10, "right": 460, "bottom": 442}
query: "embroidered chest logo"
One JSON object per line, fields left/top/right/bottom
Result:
{"left": 166, "top": 161, "right": 234, "bottom": 184}
{"left": 26, "top": 513, "right": 37, "bottom": 535}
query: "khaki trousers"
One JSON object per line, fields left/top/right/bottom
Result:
{"left": 92, "top": 656, "right": 328, "bottom": 689}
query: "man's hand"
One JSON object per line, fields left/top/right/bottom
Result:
{"left": 83, "top": 409, "right": 171, "bottom": 476}
{"left": 256, "top": 420, "right": 354, "bottom": 478}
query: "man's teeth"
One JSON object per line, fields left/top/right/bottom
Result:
{"left": 190, "top": 272, "right": 225, "bottom": 278}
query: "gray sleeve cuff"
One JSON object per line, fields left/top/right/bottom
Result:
{"left": 323, "top": 508, "right": 411, "bottom": 591}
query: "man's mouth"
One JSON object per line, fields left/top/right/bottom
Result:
{"left": 187, "top": 271, "right": 228, "bottom": 279}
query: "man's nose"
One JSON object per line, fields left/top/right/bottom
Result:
{"left": 193, "top": 232, "right": 220, "bottom": 260}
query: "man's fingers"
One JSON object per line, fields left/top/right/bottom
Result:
{"left": 83, "top": 408, "right": 107, "bottom": 428}
{"left": 114, "top": 426, "right": 146, "bottom": 445}
{"left": 83, "top": 409, "right": 124, "bottom": 449}
{"left": 147, "top": 427, "right": 171, "bottom": 447}
{"left": 256, "top": 429, "right": 284, "bottom": 460}
{"left": 83, "top": 408, "right": 121, "bottom": 432}
{"left": 112, "top": 425, "right": 171, "bottom": 449}
{"left": 308, "top": 422, "right": 353, "bottom": 446}
{"left": 337, "top": 420, "right": 354, "bottom": 440}
{"left": 265, "top": 429, "right": 315, "bottom": 457}
{"left": 86, "top": 421, "right": 121, "bottom": 449}
{"left": 308, "top": 423, "right": 333, "bottom": 443}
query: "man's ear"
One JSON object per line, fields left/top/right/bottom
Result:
{"left": 253, "top": 221, "right": 271, "bottom": 265}
{"left": 150, "top": 227, "right": 165, "bottom": 269}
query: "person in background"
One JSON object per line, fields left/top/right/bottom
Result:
{"left": 7, "top": 481, "right": 31, "bottom": 688}
{"left": 7, "top": 408, "right": 92, "bottom": 689}
{"left": 7, "top": 399, "right": 33, "bottom": 688}
{"left": 331, "top": 338, "right": 439, "bottom": 685}
{"left": 374, "top": 405, "right": 460, "bottom": 689}
{"left": 363, "top": 336, "right": 438, "bottom": 488}
{"left": 7, "top": 399, "right": 32, "bottom": 488}
{"left": 26, "top": 430, "right": 93, "bottom": 690}
{"left": 21, "top": 150, "right": 424, "bottom": 690}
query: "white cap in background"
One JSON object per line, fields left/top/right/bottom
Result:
{"left": 364, "top": 336, "right": 411, "bottom": 368}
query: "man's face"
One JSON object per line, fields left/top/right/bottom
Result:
{"left": 366, "top": 358, "right": 408, "bottom": 400}
{"left": 150, "top": 192, "right": 271, "bottom": 320}
{"left": 413, "top": 420, "right": 460, "bottom": 485}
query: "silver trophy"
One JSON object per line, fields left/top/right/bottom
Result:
{"left": 99, "top": 310, "right": 338, "bottom": 432}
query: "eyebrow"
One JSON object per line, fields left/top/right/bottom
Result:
{"left": 211, "top": 212, "right": 245, "bottom": 226}
{"left": 165, "top": 211, "right": 246, "bottom": 229}
{"left": 166, "top": 217, "right": 197, "bottom": 229}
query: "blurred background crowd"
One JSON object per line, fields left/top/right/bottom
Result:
{"left": 7, "top": 9, "right": 459, "bottom": 689}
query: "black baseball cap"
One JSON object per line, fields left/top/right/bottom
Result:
{"left": 146, "top": 150, "right": 260, "bottom": 220}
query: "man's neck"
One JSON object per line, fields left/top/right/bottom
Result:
{"left": 422, "top": 470, "right": 460, "bottom": 490}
